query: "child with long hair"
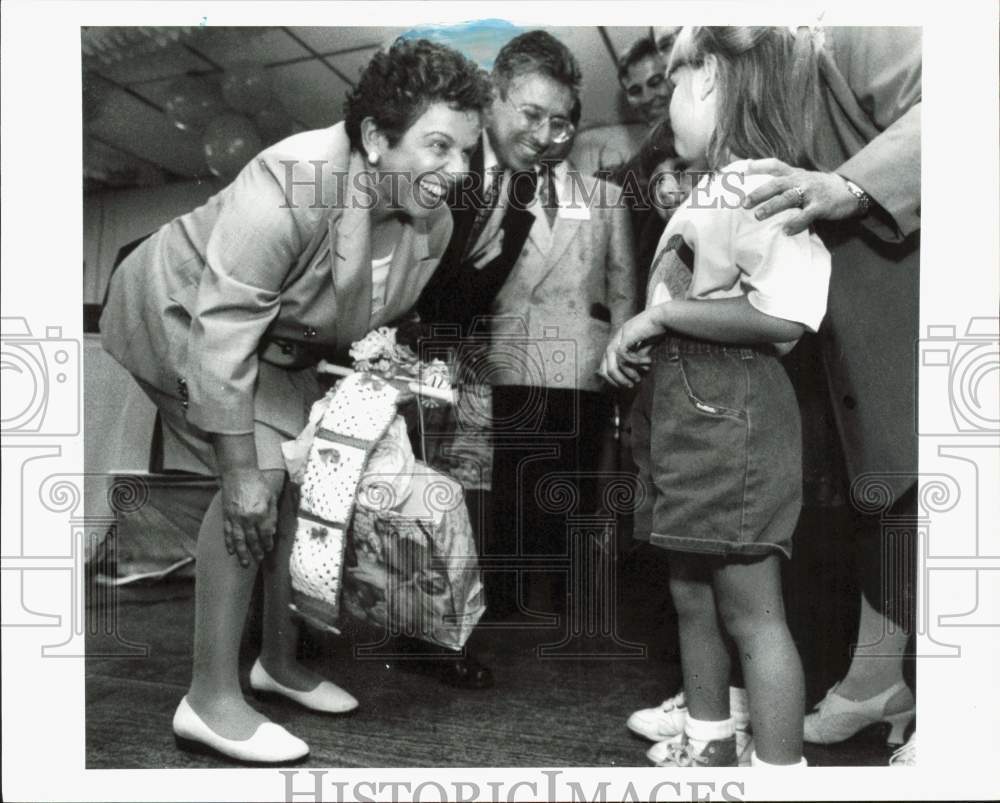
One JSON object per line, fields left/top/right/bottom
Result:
{"left": 600, "top": 26, "right": 829, "bottom": 767}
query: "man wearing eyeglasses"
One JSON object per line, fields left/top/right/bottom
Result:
{"left": 416, "top": 29, "right": 580, "bottom": 335}
{"left": 400, "top": 30, "right": 582, "bottom": 687}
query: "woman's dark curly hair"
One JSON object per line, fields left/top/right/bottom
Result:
{"left": 344, "top": 38, "right": 492, "bottom": 152}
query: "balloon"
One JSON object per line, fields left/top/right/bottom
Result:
{"left": 164, "top": 76, "right": 226, "bottom": 133}
{"left": 254, "top": 104, "right": 294, "bottom": 145}
{"left": 202, "top": 113, "right": 263, "bottom": 181}
{"left": 220, "top": 63, "right": 272, "bottom": 114}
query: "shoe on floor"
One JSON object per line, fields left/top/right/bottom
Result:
{"left": 803, "top": 680, "right": 914, "bottom": 745}
{"left": 652, "top": 734, "right": 737, "bottom": 768}
{"left": 392, "top": 645, "right": 494, "bottom": 689}
{"left": 628, "top": 690, "right": 687, "bottom": 741}
{"left": 249, "top": 659, "right": 358, "bottom": 714}
{"left": 889, "top": 732, "right": 916, "bottom": 766}
{"left": 172, "top": 697, "right": 309, "bottom": 765}
{"left": 629, "top": 687, "right": 749, "bottom": 742}
{"left": 648, "top": 728, "right": 753, "bottom": 767}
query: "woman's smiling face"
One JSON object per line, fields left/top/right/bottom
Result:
{"left": 371, "top": 101, "right": 482, "bottom": 218}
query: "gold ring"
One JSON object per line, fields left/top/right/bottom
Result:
{"left": 791, "top": 186, "right": 806, "bottom": 208}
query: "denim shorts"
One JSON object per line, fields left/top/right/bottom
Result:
{"left": 631, "top": 337, "right": 802, "bottom": 559}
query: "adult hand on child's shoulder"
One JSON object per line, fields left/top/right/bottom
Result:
{"left": 741, "top": 158, "right": 865, "bottom": 235}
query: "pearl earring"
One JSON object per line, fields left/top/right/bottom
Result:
{"left": 368, "top": 151, "right": 380, "bottom": 166}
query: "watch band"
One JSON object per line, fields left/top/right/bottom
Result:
{"left": 841, "top": 177, "right": 872, "bottom": 217}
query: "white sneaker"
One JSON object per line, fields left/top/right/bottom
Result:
{"left": 648, "top": 728, "right": 753, "bottom": 767}
{"left": 628, "top": 687, "right": 749, "bottom": 741}
{"left": 627, "top": 691, "right": 688, "bottom": 741}
{"left": 889, "top": 732, "right": 916, "bottom": 766}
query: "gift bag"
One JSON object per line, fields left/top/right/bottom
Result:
{"left": 286, "top": 373, "right": 401, "bottom": 632}
{"left": 344, "top": 423, "right": 485, "bottom": 650}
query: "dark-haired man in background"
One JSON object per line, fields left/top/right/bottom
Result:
{"left": 406, "top": 29, "right": 583, "bottom": 684}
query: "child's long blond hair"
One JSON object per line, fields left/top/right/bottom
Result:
{"left": 671, "top": 27, "right": 819, "bottom": 170}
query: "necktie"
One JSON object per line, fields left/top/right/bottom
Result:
{"left": 464, "top": 166, "right": 504, "bottom": 260}
{"left": 507, "top": 169, "right": 539, "bottom": 211}
{"left": 541, "top": 164, "right": 559, "bottom": 227}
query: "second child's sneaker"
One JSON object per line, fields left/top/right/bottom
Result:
{"left": 654, "top": 735, "right": 738, "bottom": 768}
{"left": 628, "top": 687, "right": 750, "bottom": 742}
{"left": 627, "top": 691, "right": 687, "bottom": 741}
{"left": 648, "top": 728, "right": 753, "bottom": 767}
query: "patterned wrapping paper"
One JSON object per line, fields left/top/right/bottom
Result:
{"left": 345, "top": 462, "right": 485, "bottom": 650}
{"left": 285, "top": 370, "right": 484, "bottom": 645}
{"left": 288, "top": 373, "right": 401, "bottom": 632}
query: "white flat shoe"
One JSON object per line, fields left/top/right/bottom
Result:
{"left": 172, "top": 697, "right": 309, "bottom": 765}
{"left": 249, "top": 659, "right": 359, "bottom": 714}
{"left": 803, "top": 680, "right": 914, "bottom": 746}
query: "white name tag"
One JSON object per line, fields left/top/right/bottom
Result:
{"left": 558, "top": 203, "right": 590, "bottom": 221}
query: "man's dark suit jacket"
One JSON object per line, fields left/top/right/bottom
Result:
{"left": 416, "top": 136, "right": 536, "bottom": 337}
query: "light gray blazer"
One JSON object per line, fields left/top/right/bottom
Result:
{"left": 487, "top": 168, "right": 637, "bottom": 393}
{"left": 101, "top": 122, "right": 451, "bottom": 435}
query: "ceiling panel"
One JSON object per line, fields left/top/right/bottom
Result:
{"left": 93, "top": 46, "right": 216, "bottom": 85}
{"left": 87, "top": 92, "right": 207, "bottom": 177}
{"left": 601, "top": 26, "right": 657, "bottom": 60}
{"left": 82, "top": 26, "right": 644, "bottom": 188}
{"left": 188, "top": 27, "right": 311, "bottom": 66}
{"left": 535, "top": 27, "right": 624, "bottom": 126}
{"left": 268, "top": 60, "right": 352, "bottom": 130}
{"left": 325, "top": 46, "right": 381, "bottom": 86}
{"left": 284, "top": 27, "right": 390, "bottom": 55}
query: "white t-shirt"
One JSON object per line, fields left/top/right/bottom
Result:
{"left": 370, "top": 251, "right": 394, "bottom": 315}
{"left": 647, "top": 160, "right": 831, "bottom": 333}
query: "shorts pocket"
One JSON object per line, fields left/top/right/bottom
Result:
{"left": 675, "top": 353, "right": 748, "bottom": 421}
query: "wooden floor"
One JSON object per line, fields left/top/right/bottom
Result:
{"left": 86, "top": 510, "right": 902, "bottom": 769}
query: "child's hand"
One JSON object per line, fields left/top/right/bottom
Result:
{"left": 598, "top": 311, "right": 662, "bottom": 388}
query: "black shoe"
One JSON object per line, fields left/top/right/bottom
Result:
{"left": 391, "top": 641, "right": 495, "bottom": 690}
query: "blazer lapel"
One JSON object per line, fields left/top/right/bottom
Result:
{"left": 376, "top": 219, "right": 436, "bottom": 326}
{"left": 531, "top": 165, "right": 584, "bottom": 292}
{"left": 548, "top": 216, "right": 582, "bottom": 271}
{"left": 526, "top": 197, "right": 553, "bottom": 255}
{"left": 331, "top": 150, "right": 373, "bottom": 349}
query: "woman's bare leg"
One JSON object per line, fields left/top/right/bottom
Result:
{"left": 835, "top": 593, "right": 910, "bottom": 702}
{"left": 185, "top": 471, "right": 286, "bottom": 739}
{"left": 258, "top": 482, "right": 330, "bottom": 690}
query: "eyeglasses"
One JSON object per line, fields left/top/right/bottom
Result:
{"left": 504, "top": 96, "right": 575, "bottom": 144}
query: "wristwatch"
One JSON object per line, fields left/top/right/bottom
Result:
{"left": 840, "top": 176, "right": 872, "bottom": 217}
